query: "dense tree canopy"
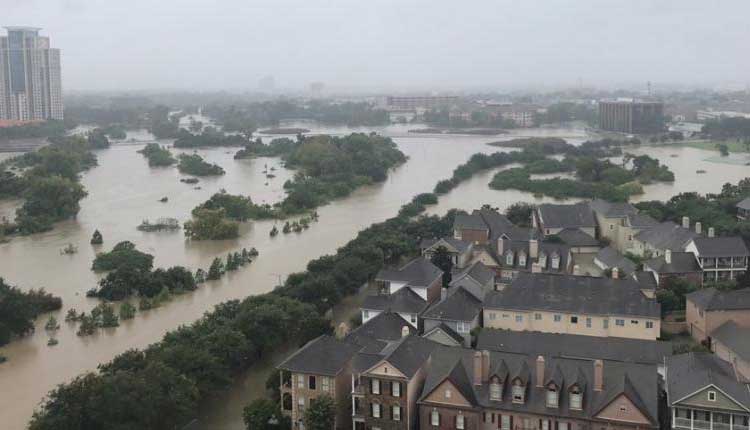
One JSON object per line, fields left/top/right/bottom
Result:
{"left": 0, "top": 278, "right": 61, "bottom": 346}
{"left": 177, "top": 154, "right": 225, "bottom": 176}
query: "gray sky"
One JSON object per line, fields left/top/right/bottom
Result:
{"left": 6, "top": 0, "right": 750, "bottom": 93}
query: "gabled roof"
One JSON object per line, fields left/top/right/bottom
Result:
{"left": 450, "top": 261, "right": 495, "bottom": 296}
{"left": 595, "top": 247, "right": 637, "bottom": 276}
{"left": 476, "top": 329, "right": 671, "bottom": 365}
{"left": 557, "top": 228, "right": 600, "bottom": 248}
{"left": 420, "top": 237, "right": 472, "bottom": 254}
{"left": 689, "top": 236, "right": 750, "bottom": 257}
{"left": 500, "top": 240, "right": 570, "bottom": 273}
{"left": 593, "top": 373, "right": 652, "bottom": 422}
{"left": 644, "top": 252, "right": 700, "bottom": 274}
{"left": 484, "top": 272, "right": 660, "bottom": 318}
{"left": 589, "top": 200, "right": 637, "bottom": 218}
{"left": 453, "top": 213, "right": 489, "bottom": 231}
{"left": 666, "top": 352, "right": 750, "bottom": 411}
{"left": 634, "top": 221, "right": 699, "bottom": 251}
{"left": 372, "top": 335, "right": 440, "bottom": 378}
{"left": 277, "top": 335, "right": 362, "bottom": 376}
{"left": 633, "top": 271, "right": 658, "bottom": 290}
{"left": 475, "top": 209, "right": 517, "bottom": 242}
{"left": 422, "top": 287, "right": 482, "bottom": 322}
{"left": 362, "top": 287, "right": 428, "bottom": 314}
{"left": 627, "top": 213, "right": 659, "bottom": 229}
{"left": 537, "top": 203, "right": 596, "bottom": 229}
{"left": 711, "top": 321, "right": 750, "bottom": 363}
{"left": 346, "top": 311, "right": 415, "bottom": 345}
{"left": 424, "top": 323, "right": 465, "bottom": 345}
{"left": 737, "top": 197, "right": 750, "bottom": 211}
{"left": 375, "top": 257, "right": 443, "bottom": 288}
{"left": 686, "top": 287, "right": 750, "bottom": 311}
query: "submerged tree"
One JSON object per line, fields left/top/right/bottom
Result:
{"left": 207, "top": 257, "right": 224, "bottom": 280}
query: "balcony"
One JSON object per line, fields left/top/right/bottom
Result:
{"left": 675, "top": 418, "right": 692, "bottom": 429}
{"left": 694, "top": 420, "right": 711, "bottom": 430}
{"left": 714, "top": 423, "right": 731, "bottom": 430}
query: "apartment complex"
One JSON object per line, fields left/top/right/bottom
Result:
{"left": 598, "top": 100, "right": 664, "bottom": 134}
{"left": 0, "top": 27, "right": 62, "bottom": 121}
{"left": 385, "top": 96, "right": 459, "bottom": 110}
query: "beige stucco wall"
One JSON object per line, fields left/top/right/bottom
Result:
{"left": 596, "top": 394, "right": 652, "bottom": 425}
{"left": 687, "top": 298, "right": 750, "bottom": 342}
{"left": 483, "top": 308, "right": 660, "bottom": 340}
{"left": 712, "top": 339, "right": 750, "bottom": 381}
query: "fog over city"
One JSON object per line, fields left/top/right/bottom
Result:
{"left": 6, "top": 0, "right": 750, "bottom": 92}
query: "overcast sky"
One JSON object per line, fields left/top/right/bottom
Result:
{"left": 5, "top": 0, "right": 750, "bottom": 93}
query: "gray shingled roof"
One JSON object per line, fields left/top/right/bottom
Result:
{"left": 633, "top": 271, "right": 658, "bottom": 289}
{"left": 557, "top": 228, "right": 600, "bottom": 247}
{"left": 277, "top": 335, "right": 362, "bottom": 376}
{"left": 484, "top": 272, "right": 661, "bottom": 318}
{"left": 419, "top": 346, "right": 659, "bottom": 426}
{"left": 362, "top": 287, "right": 428, "bottom": 314}
{"left": 450, "top": 261, "right": 495, "bottom": 295}
{"left": 476, "top": 329, "right": 671, "bottom": 365}
{"left": 424, "top": 323, "right": 465, "bottom": 345}
{"left": 537, "top": 203, "right": 596, "bottom": 229}
{"left": 690, "top": 236, "right": 750, "bottom": 257}
{"left": 346, "top": 311, "right": 415, "bottom": 346}
{"left": 420, "top": 237, "right": 472, "bottom": 254}
{"left": 378, "top": 335, "right": 440, "bottom": 378}
{"left": 644, "top": 252, "right": 700, "bottom": 274}
{"left": 666, "top": 352, "right": 750, "bottom": 410}
{"left": 453, "top": 213, "right": 488, "bottom": 231}
{"left": 375, "top": 257, "right": 443, "bottom": 288}
{"left": 589, "top": 200, "right": 637, "bottom": 218}
{"left": 634, "top": 221, "right": 699, "bottom": 251}
{"left": 422, "top": 286, "right": 482, "bottom": 322}
{"left": 687, "top": 287, "right": 750, "bottom": 311}
{"left": 711, "top": 321, "right": 750, "bottom": 363}
{"left": 499, "top": 240, "right": 570, "bottom": 273}
{"left": 595, "top": 247, "right": 637, "bottom": 276}
{"left": 627, "top": 213, "right": 659, "bottom": 228}
{"left": 737, "top": 197, "right": 750, "bottom": 211}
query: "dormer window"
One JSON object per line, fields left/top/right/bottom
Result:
{"left": 505, "top": 251, "right": 514, "bottom": 266}
{"left": 546, "top": 384, "right": 559, "bottom": 408}
{"left": 518, "top": 252, "right": 527, "bottom": 267}
{"left": 570, "top": 385, "right": 582, "bottom": 410}
{"left": 512, "top": 380, "right": 525, "bottom": 403}
{"left": 490, "top": 377, "right": 503, "bottom": 400}
{"left": 538, "top": 252, "right": 547, "bottom": 267}
{"left": 551, "top": 253, "right": 560, "bottom": 270}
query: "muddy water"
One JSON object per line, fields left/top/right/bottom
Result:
{"left": 0, "top": 123, "right": 743, "bottom": 430}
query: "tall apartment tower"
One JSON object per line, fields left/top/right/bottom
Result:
{"left": 0, "top": 27, "right": 63, "bottom": 121}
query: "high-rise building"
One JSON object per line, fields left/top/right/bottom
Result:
{"left": 598, "top": 99, "right": 663, "bottom": 134}
{"left": 0, "top": 26, "right": 63, "bottom": 122}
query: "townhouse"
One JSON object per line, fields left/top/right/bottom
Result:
{"left": 482, "top": 272, "right": 661, "bottom": 340}
{"left": 737, "top": 198, "right": 750, "bottom": 220}
{"left": 710, "top": 321, "right": 750, "bottom": 381}
{"left": 421, "top": 238, "right": 474, "bottom": 269}
{"left": 643, "top": 249, "right": 702, "bottom": 287}
{"left": 685, "top": 288, "right": 750, "bottom": 342}
{"left": 684, "top": 237, "right": 750, "bottom": 284}
{"left": 533, "top": 203, "right": 597, "bottom": 238}
{"left": 589, "top": 199, "right": 658, "bottom": 254}
{"left": 631, "top": 218, "right": 700, "bottom": 258}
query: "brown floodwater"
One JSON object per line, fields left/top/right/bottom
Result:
{"left": 0, "top": 123, "right": 746, "bottom": 430}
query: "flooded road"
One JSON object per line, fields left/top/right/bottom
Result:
{"left": 0, "top": 123, "right": 746, "bottom": 429}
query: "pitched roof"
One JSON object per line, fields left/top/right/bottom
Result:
{"left": 666, "top": 352, "right": 750, "bottom": 410}
{"left": 589, "top": 200, "right": 637, "bottom": 218}
{"left": 499, "top": 240, "right": 570, "bottom": 273}
{"left": 686, "top": 287, "right": 750, "bottom": 311}
{"left": 374, "top": 335, "right": 440, "bottom": 378}
{"left": 690, "top": 236, "right": 750, "bottom": 257}
{"left": 557, "top": 228, "right": 600, "bottom": 247}
{"left": 362, "top": 287, "right": 428, "bottom": 314}
{"left": 633, "top": 271, "right": 658, "bottom": 290}
{"left": 476, "top": 329, "right": 671, "bottom": 365}
{"left": 375, "top": 257, "right": 443, "bottom": 288}
{"left": 484, "top": 272, "right": 661, "bottom": 318}
{"left": 627, "top": 213, "right": 659, "bottom": 229}
{"left": 634, "top": 221, "right": 699, "bottom": 251}
{"left": 422, "top": 287, "right": 482, "bottom": 322}
{"left": 346, "top": 311, "right": 415, "bottom": 345}
{"left": 711, "top": 321, "right": 750, "bottom": 363}
{"left": 453, "top": 213, "right": 488, "bottom": 231}
{"left": 595, "top": 247, "right": 637, "bottom": 276}
{"left": 644, "top": 252, "right": 700, "bottom": 274}
{"left": 420, "top": 237, "right": 472, "bottom": 254}
{"left": 424, "top": 323, "right": 465, "bottom": 345}
{"left": 277, "top": 335, "right": 362, "bottom": 376}
{"left": 737, "top": 197, "right": 750, "bottom": 211}
{"left": 537, "top": 203, "right": 596, "bottom": 229}
{"left": 450, "top": 261, "right": 495, "bottom": 296}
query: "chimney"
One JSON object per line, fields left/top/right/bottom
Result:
{"left": 441, "top": 287, "right": 448, "bottom": 301}
{"left": 682, "top": 216, "right": 690, "bottom": 229}
{"left": 665, "top": 249, "right": 672, "bottom": 264}
{"left": 573, "top": 264, "right": 581, "bottom": 276}
{"left": 529, "top": 239, "right": 539, "bottom": 259}
{"left": 708, "top": 227, "right": 715, "bottom": 238}
{"left": 536, "top": 355, "right": 545, "bottom": 387}
{"left": 473, "top": 351, "right": 483, "bottom": 385}
{"left": 497, "top": 238, "right": 504, "bottom": 257}
{"left": 695, "top": 222, "right": 702, "bottom": 235}
{"left": 401, "top": 326, "right": 410, "bottom": 338}
{"left": 594, "top": 360, "right": 604, "bottom": 391}
{"left": 611, "top": 267, "right": 619, "bottom": 279}
{"left": 335, "top": 322, "right": 350, "bottom": 339}
{"left": 482, "top": 350, "right": 491, "bottom": 383}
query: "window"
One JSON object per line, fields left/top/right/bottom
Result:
{"left": 535, "top": 313, "right": 542, "bottom": 321}
{"left": 519, "top": 253, "right": 527, "bottom": 267}
{"left": 308, "top": 375, "right": 316, "bottom": 390}
{"left": 410, "top": 314, "right": 417, "bottom": 324}
{"left": 445, "top": 389, "right": 452, "bottom": 398}
{"left": 431, "top": 410, "right": 440, "bottom": 426}
{"left": 539, "top": 254, "right": 547, "bottom": 267}
{"left": 321, "top": 377, "right": 330, "bottom": 392}
{"left": 501, "top": 414, "right": 511, "bottom": 430}
{"left": 554, "top": 314, "right": 562, "bottom": 322}
{"left": 708, "top": 391, "right": 717, "bottom": 402}
{"left": 490, "top": 381, "right": 502, "bottom": 400}
{"left": 457, "top": 321, "right": 471, "bottom": 334}
{"left": 512, "top": 382, "right": 525, "bottom": 403}
{"left": 297, "top": 374, "right": 305, "bottom": 389}
{"left": 489, "top": 312, "right": 497, "bottom": 320}
{"left": 392, "top": 405, "right": 401, "bottom": 421}
{"left": 570, "top": 386, "right": 582, "bottom": 410}
{"left": 371, "top": 379, "right": 380, "bottom": 395}
{"left": 551, "top": 255, "right": 560, "bottom": 269}
{"left": 546, "top": 387, "right": 558, "bottom": 407}
{"left": 609, "top": 224, "right": 614, "bottom": 230}
{"left": 631, "top": 320, "right": 639, "bottom": 325}
{"left": 392, "top": 381, "right": 400, "bottom": 397}
{"left": 615, "top": 319, "right": 625, "bottom": 326}
{"left": 542, "top": 420, "right": 550, "bottom": 430}
{"left": 603, "top": 319, "right": 609, "bottom": 329}
{"left": 571, "top": 316, "right": 578, "bottom": 324}
{"left": 371, "top": 402, "right": 381, "bottom": 418}
{"left": 586, "top": 317, "right": 592, "bottom": 328}
{"left": 456, "top": 414, "right": 465, "bottom": 430}
{"left": 559, "top": 422, "right": 569, "bottom": 430}
{"left": 515, "top": 315, "right": 523, "bottom": 323}
{"left": 646, "top": 321, "right": 654, "bottom": 329}
{"left": 506, "top": 252, "right": 514, "bottom": 265}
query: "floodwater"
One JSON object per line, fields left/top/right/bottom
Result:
{"left": 0, "top": 123, "right": 746, "bottom": 430}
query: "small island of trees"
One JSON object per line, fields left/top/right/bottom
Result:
{"left": 177, "top": 153, "right": 225, "bottom": 176}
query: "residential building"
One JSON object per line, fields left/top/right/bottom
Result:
{"left": 737, "top": 198, "right": 750, "bottom": 220}
{"left": 449, "top": 261, "right": 495, "bottom": 293}
{"left": 362, "top": 287, "right": 428, "bottom": 328}
{"left": 631, "top": 219, "right": 700, "bottom": 258}
{"left": 0, "top": 27, "right": 62, "bottom": 121}
{"left": 696, "top": 109, "right": 750, "bottom": 122}
{"left": 418, "top": 346, "right": 661, "bottom": 430}
{"left": 685, "top": 288, "right": 750, "bottom": 342}
{"left": 594, "top": 247, "right": 637, "bottom": 278}
{"left": 374, "top": 257, "right": 444, "bottom": 302}
{"left": 422, "top": 286, "right": 484, "bottom": 347}
{"left": 710, "top": 321, "right": 750, "bottom": 380}
{"left": 589, "top": 199, "right": 658, "bottom": 253}
{"left": 385, "top": 96, "right": 459, "bottom": 111}
{"left": 453, "top": 209, "right": 529, "bottom": 246}
{"left": 482, "top": 273, "right": 661, "bottom": 340}
{"left": 685, "top": 237, "right": 750, "bottom": 284}
{"left": 642, "top": 250, "right": 702, "bottom": 287}
{"left": 665, "top": 353, "right": 750, "bottom": 430}
{"left": 598, "top": 99, "right": 664, "bottom": 134}
{"left": 554, "top": 228, "right": 600, "bottom": 255}
{"left": 533, "top": 203, "right": 597, "bottom": 238}
{"left": 421, "top": 237, "right": 474, "bottom": 269}
{"left": 496, "top": 239, "right": 572, "bottom": 284}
